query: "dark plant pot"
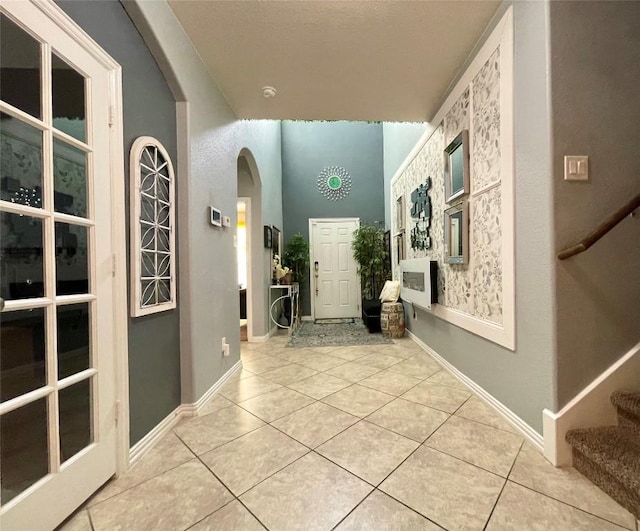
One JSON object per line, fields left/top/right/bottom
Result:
{"left": 361, "top": 298, "right": 382, "bottom": 333}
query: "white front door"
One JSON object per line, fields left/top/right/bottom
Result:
{"left": 0, "top": 3, "right": 118, "bottom": 529}
{"left": 311, "top": 219, "right": 360, "bottom": 320}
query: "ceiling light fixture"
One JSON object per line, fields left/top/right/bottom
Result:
{"left": 262, "top": 86, "right": 277, "bottom": 99}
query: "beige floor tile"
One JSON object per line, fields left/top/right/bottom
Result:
{"left": 306, "top": 346, "right": 342, "bottom": 355}
{"left": 190, "top": 500, "right": 264, "bottom": 531}
{"left": 322, "top": 384, "right": 395, "bottom": 417}
{"left": 426, "top": 415, "right": 523, "bottom": 477}
{"left": 374, "top": 345, "right": 420, "bottom": 360}
{"left": 317, "top": 421, "right": 419, "bottom": 485}
{"left": 380, "top": 446, "right": 504, "bottom": 530}
{"left": 298, "top": 353, "right": 347, "bottom": 371}
{"left": 242, "top": 355, "right": 292, "bottom": 374}
{"left": 324, "top": 361, "right": 382, "bottom": 382}
{"left": 425, "top": 369, "right": 469, "bottom": 390}
{"left": 260, "top": 363, "right": 317, "bottom": 385}
{"left": 455, "top": 395, "right": 520, "bottom": 434}
{"left": 58, "top": 509, "right": 92, "bottom": 531}
{"left": 272, "top": 402, "right": 359, "bottom": 448}
{"left": 89, "top": 460, "right": 232, "bottom": 531}
{"left": 509, "top": 444, "right": 636, "bottom": 529}
{"left": 487, "top": 481, "right": 628, "bottom": 531}
{"left": 401, "top": 381, "right": 471, "bottom": 413}
{"left": 275, "top": 348, "right": 313, "bottom": 363}
{"left": 226, "top": 367, "right": 256, "bottom": 381}
{"left": 88, "top": 431, "right": 194, "bottom": 506}
{"left": 288, "top": 372, "right": 352, "bottom": 399}
{"left": 198, "top": 394, "right": 234, "bottom": 416}
{"left": 356, "top": 352, "right": 404, "bottom": 370}
{"left": 328, "top": 346, "right": 374, "bottom": 361}
{"left": 239, "top": 387, "right": 315, "bottom": 422}
{"left": 240, "top": 452, "right": 372, "bottom": 531}
{"left": 240, "top": 349, "right": 272, "bottom": 362}
{"left": 219, "top": 375, "right": 282, "bottom": 403}
{"left": 337, "top": 490, "right": 441, "bottom": 530}
{"left": 387, "top": 356, "right": 441, "bottom": 379}
{"left": 366, "top": 398, "right": 449, "bottom": 442}
{"left": 174, "top": 404, "right": 264, "bottom": 455}
{"left": 358, "top": 369, "right": 421, "bottom": 396}
{"left": 201, "top": 425, "right": 308, "bottom": 495}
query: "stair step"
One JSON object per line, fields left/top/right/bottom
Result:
{"left": 566, "top": 426, "right": 640, "bottom": 519}
{"left": 611, "top": 391, "right": 640, "bottom": 418}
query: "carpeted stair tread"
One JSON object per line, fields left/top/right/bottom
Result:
{"left": 611, "top": 391, "right": 640, "bottom": 418}
{"left": 566, "top": 426, "right": 640, "bottom": 493}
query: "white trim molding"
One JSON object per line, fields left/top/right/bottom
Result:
{"left": 130, "top": 360, "right": 242, "bottom": 465}
{"left": 389, "top": 7, "right": 515, "bottom": 351}
{"left": 543, "top": 341, "right": 640, "bottom": 467}
{"left": 407, "top": 330, "right": 544, "bottom": 451}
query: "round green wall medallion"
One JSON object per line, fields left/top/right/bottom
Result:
{"left": 327, "top": 175, "right": 342, "bottom": 190}
{"left": 317, "top": 166, "right": 351, "bottom": 201}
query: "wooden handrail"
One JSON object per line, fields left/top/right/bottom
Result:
{"left": 557, "top": 193, "right": 640, "bottom": 260}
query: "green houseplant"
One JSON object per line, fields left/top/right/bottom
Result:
{"left": 351, "top": 225, "right": 388, "bottom": 300}
{"left": 283, "top": 233, "right": 310, "bottom": 283}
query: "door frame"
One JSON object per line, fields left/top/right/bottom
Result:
{"left": 238, "top": 197, "right": 253, "bottom": 342}
{"left": 308, "top": 217, "right": 361, "bottom": 322}
{"left": 32, "top": 0, "right": 130, "bottom": 475}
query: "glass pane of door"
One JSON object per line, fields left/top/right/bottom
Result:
{"left": 0, "top": 14, "right": 41, "bottom": 119}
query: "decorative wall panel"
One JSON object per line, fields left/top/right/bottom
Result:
{"left": 392, "top": 45, "right": 504, "bottom": 325}
{"left": 472, "top": 48, "right": 501, "bottom": 192}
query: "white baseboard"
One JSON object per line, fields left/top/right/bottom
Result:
{"left": 301, "top": 315, "right": 313, "bottom": 322}
{"left": 406, "top": 330, "right": 544, "bottom": 451}
{"left": 128, "top": 360, "right": 242, "bottom": 466}
{"left": 543, "top": 341, "right": 640, "bottom": 466}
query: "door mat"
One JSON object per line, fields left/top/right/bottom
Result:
{"left": 314, "top": 318, "right": 355, "bottom": 325}
{"left": 287, "top": 318, "right": 392, "bottom": 348}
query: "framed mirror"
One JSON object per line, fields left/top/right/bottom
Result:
{"left": 444, "top": 201, "right": 469, "bottom": 265}
{"left": 444, "top": 130, "right": 470, "bottom": 203}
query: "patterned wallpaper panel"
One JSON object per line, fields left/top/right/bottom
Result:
{"left": 392, "top": 45, "right": 503, "bottom": 325}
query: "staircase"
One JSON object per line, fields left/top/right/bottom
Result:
{"left": 566, "top": 391, "right": 640, "bottom": 520}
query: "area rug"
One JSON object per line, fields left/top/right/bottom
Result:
{"left": 287, "top": 318, "right": 392, "bottom": 348}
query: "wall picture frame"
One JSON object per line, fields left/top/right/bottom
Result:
{"left": 263, "top": 225, "right": 272, "bottom": 248}
{"left": 444, "top": 129, "right": 470, "bottom": 203}
{"left": 444, "top": 201, "right": 469, "bottom": 265}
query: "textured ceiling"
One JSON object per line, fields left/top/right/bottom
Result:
{"left": 168, "top": 1, "right": 500, "bottom": 122}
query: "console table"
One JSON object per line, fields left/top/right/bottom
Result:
{"left": 269, "top": 283, "right": 300, "bottom": 335}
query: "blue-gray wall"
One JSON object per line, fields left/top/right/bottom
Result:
{"left": 57, "top": 0, "right": 180, "bottom": 445}
{"left": 387, "top": 1, "right": 557, "bottom": 433}
{"left": 281, "top": 120, "right": 385, "bottom": 314}
{"left": 550, "top": 0, "right": 640, "bottom": 407}
{"left": 382, "top": 122, "right": 430, "bottom": 230}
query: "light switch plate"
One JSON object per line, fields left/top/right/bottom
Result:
{"left": 564, "top": 155, "right": 589, "bottom": 181}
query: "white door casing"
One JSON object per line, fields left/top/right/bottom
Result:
{"left": 0, "top": 2, "right": 127, "bottom": 529}
{"left": 310, "top": 218, "right": 360, "bottom": 320}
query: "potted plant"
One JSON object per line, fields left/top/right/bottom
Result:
{"left": 283, "top": 233, "right": 310, "bottom": 284}
{"left": 351, "top": 224, "right": 389, "bottom": 332}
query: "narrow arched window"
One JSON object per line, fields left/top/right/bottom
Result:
{"left": 130, "top": 137, "right": 176, "bottom": 316}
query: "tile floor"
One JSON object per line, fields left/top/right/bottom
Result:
{"left": 61, "top": 334, "right": 639, "bottom": 531}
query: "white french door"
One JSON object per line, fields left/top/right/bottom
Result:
{"left": 0, "top": 2, "right": 118, "bottom": 529}
{"left": 310, "top": 219, "right": 361, "bottom": 320}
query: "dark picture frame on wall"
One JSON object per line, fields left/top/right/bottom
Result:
{"left": 263, "top": 225, "right": 272, "bottom": 248}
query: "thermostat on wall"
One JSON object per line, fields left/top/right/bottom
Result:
{"left": 210, "top": 206, "right": 222, "bottom": 227}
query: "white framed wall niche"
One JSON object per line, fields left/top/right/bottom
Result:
{"left": 130, "top": 136, "right": 177, "bottom": 317}
{"left": 390, "top": 7, "right": 515, "bottom": 350}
